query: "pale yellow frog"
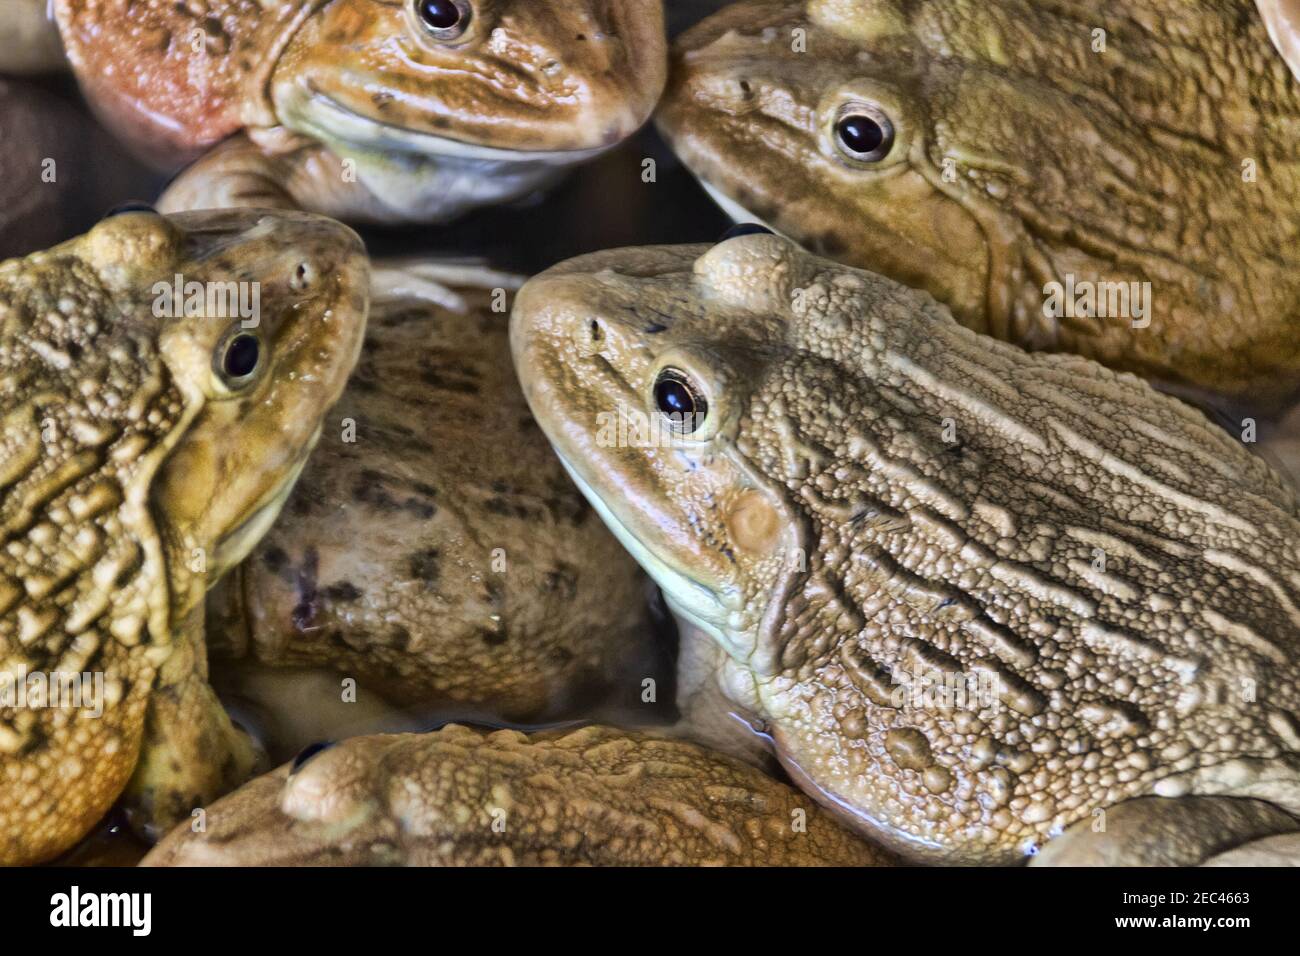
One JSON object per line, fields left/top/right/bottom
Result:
{"left": 512, "top": 231, "right": 1300, "bottom": 864}
{"left": 142, "top": 724, "right": 893, "bottom": 865}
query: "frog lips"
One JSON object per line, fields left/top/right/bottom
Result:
{"left": 697, "top": 181, "right": 789, "bottom": 238}
{"left": 295, "top": 87, "right": 615, "bottom": 165}
{"left": 552, "top": 452, "right": 735, "bottom": 639}
{"left": 211, "top": 432, "right": 317, "bottom": 580}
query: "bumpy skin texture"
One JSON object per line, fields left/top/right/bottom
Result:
{"left": 49, "top": 0, "right": 667, "bottom": 222}
{"left": 53, "top": 0, "right": 309, "bottom": 160}
{"left": 512, "top": 235, "right": 1300, "bottom": 864}
{"left": 656, "top": 0, "right": 1300, "bottom": 410}
{"left": 0, "top": 208, "right": 368, "bottom": 864}
{"left": 206, "top": 270, "right": 652, "bottom": 722}
{"left": 142, "top": 724, "right": 894, "bottom": 865}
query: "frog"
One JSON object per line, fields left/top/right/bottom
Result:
{"left": 0, "top": 205, "right": 369, "bottom": 865}
{"left": 204, "top": 262, "right": 656, "bottom": 738}
{"left": 510, "top": 230, "right": 1300, "bottom": 865}
{"left": 654, "top": 0, "right": 1300, "bottom": 414}
{"left": 1, "top": 0, "right": 668, "bottom": 225}
{"left": 140, "top": 723, "right": 894, "bottom": 865}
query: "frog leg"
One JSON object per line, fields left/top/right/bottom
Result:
{"left": 370, "top": 260, "right": 525, "bottom": 313}
{"left": 157, "top": 130, "right": 408, "bottom": 222}
{"left": 1258, "top": 0, "right": 1300, "bottom": 82}
{"left": 121, "top": 611, "right": 267, "bottom": 842}
{"left": 662, "top": 621, "right": 779, "bottom": 772}
{"left": 156, "top": 134, "right": 300, "bottom": 216}
{"left": 1030, "top": 795, "right": 1300, "bottom": 866}
{"left": 0, "top": 0, "right": 66, "bottom": 74}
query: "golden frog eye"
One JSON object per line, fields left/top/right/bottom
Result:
{"left": 216, "top": 331, "right": 262, "bottom": 388}
{"left": 834, "top": 105, "right": 894, "bottom": 163}
{"left": 653, "top": 368, "right": 708, "bottom": 434}
{"left": 414, "top": 0, "right": 472, "bottom": 40}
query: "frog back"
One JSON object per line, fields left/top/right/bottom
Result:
{"left": 893, "top": 0, "right": 1300, "bottom": 399}
{"left": 754, "top": 266, "right": 1300, "bottom": 861}
{"left": 0, "top": 244, "right": 188, "bottom": 861}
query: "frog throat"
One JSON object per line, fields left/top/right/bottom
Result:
{"left": 210, "top": 431, "right": 317, "bottom": 582}
{"left": 286, "top": 86, "right": 614, "bottom": 166}
{"left": 553, "top": 454, "right": 748, "bottom": 660}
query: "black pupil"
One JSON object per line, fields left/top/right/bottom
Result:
{"left": 836, "top": 115, "right": 885, "bottom": 155}
{"left": 419, "top": 0, "right": 462, "bottom": 29}
{"left": 655, "top": 375, "right": 698, "bottom": 423}
{"left": 223, "top": 334, "right": 260, "bottom": 379}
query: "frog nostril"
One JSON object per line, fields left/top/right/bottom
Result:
{"left": 290, "top": 740, "right": 335, "bottom": 773}
{"left": 589, "top": 319, "right": 603, "bottom": 343}
{"left": 718, "top": 223, "right": 773, "bottom": 242}
{"left": 737, "top": 79, "right": 754, "bottom": 101}
{"left": 292, "top": 261, "right": 316, "bottom": 292}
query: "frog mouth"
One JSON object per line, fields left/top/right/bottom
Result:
{"left": 291, "top": 87, "right": 615, "bottom": 165}
{"left": 552, "top": 453, "right": 749, "bottom": 655}
{"left": 696, "top": 180, "right": 788, "bottom": 238}
{"left": 210, "top": 436, "right": 316, "bottom": 582}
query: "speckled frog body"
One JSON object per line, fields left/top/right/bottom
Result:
{"left": 5, "top": 0, "right": 667, "bottom": 223}
{"left": 206, "top": 265, "right": 654, "bottom": 728}
{"left": 141, "top": 724, "right": 894, "bottom": 865}
{"left": 656, "top": 0, "right": 1300, "bottom": 412}
{"left": 0, "top": 207, "right": 369, "bottom": 865}
{"left": 512, "top": 233, "right": 1300, "bottom": 864}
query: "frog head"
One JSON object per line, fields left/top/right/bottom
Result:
{"left": 78, "top": 207, "right": 370, "bottom": 587}
{"left": 510, "top": 232, "right": 844, "bottom": 676}
{"left": 272, "top": 0, "right": 668, "bottom": 208}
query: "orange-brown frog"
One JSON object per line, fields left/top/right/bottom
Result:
{"left": 656, "top": 0, "right": 1300, "bottom": 413}
{"left": 1, "top": 1, "right": 667, "bottom": 224}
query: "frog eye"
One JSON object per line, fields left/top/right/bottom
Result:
{"left": 834, "top": 105, "right": 894, "bottom": 163}
{"left": 653, "top": 368, "right": 708, "bottom": 434}
{"left": 216, "top": 331, "right": 262, "bottom": 388}
{"left": 290, "top": 741, "right": 335, "bottom": 774}
{"left": 414, "top": 0, "right": 471, "bottom": 40}
{"left": 102, "top": 200, "right": 157, "bottom": 218}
